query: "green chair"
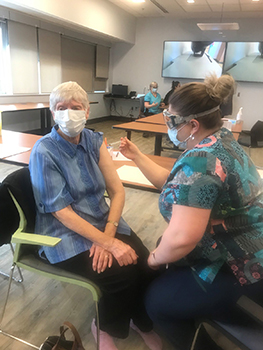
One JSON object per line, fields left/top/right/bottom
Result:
{"left": 0, "top": 168, "right": 101, "bottom": 350}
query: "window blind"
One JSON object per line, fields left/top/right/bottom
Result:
{"left": 61, "top": 36, "right": 94, "bottom": 92}
{"left": 96, "top": 45, "right": 109, "bottom": 79}
{"left": 38, "top": 29, "right": 61, "bottom": 93}
{"left": 8, "top": 21, "right": 38, "bottom": 94}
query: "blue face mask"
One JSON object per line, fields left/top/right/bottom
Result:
{"left": 168, "top": 122, "right": 192, "bottom": 149}
{"left": 152, "top": 88, "right": 157, "bottom": 92}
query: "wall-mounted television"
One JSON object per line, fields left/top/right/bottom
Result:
{"left": 223, "top": 42, "right": 263, "bottom": 83}
{"left": 162, "top": 41, "right": 226, "bottom": 80}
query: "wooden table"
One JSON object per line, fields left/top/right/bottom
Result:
{"left": 112, "top": 121, "right": 168, "bottom": 156}
{"left": 113, "top": 154, "right": 175, "bottom": 192}
{"left": 136, "top": 113, "right": 164, "bottom": 125}
{"left": 222, "top": 118, "right": 243, "bottom": 141}
{"left": 0, "top": 103, "right": 51, "bottom": 135}
{"left": 0, "top": 130, "right": 41, "bottom": 165}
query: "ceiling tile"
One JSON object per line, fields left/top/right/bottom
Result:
{"left": 207, "top": 0, "right": 240, "bottom": 4}
{"left": 209, "top": 4, "right": 241, "bottom": 12}
{"left": 107, "top": 0, "right": 263, "bottom": 19}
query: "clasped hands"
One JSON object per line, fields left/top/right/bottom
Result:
{"left": 90, "top": 237, "right": 138, "bottom": 273}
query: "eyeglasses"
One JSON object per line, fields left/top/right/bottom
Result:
{"left": 163, "top": 109, "right": 185, "bottom": 129}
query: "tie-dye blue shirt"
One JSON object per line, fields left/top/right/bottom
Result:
{"left": 159, "top": 128, "right": 263, "bottom": 285}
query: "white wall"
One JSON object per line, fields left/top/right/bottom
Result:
{"left": 111, "top": 17, "right": 263, "bottom": 130}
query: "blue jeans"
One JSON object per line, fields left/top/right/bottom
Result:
{"left": 145, "top": 265, "right": 263, "bottom": 350}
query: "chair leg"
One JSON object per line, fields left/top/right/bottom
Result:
{"left": 0, "top": 263, "right": 15, "bottom": 327}
{"left": 0, "top": 244, "right": 23, "bottom": 283}
{"left": 95, "top": 301, "right": 100, "bottom": 350}
{"left": 0, "top": 263, "right": 38, "bottom": 349}
{"left": 0, "top": 329, "right": 39, "bottom": 349}
{"left": 9, "top": 244, "right": 24, "bottom": 283}
{"left": 190, "top": 323, "right": 202, "bottom": 350}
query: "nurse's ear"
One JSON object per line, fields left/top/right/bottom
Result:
{"left": 189, "top": 119, "right": 200, "bottom": 133}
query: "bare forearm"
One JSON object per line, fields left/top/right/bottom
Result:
{"left": 53, "top": 207, "right": 114, "bottom": 250}
{"left": 149, "top": 238, "right": 197, "bottom": 267}
{"left": 148, "top": 206, "right": 211, "bottom": 268}
{"left": 105, "top": 190, "right": 125, "bottom": 237}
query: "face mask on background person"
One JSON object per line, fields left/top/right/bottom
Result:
{"left": 168, "top": 122, "right": 192, "bottom": 148}
{"left": 152, "top": 88, "right": 157, "bottom": 92}
{"left": 54, "top": 109, "right": 86, "bottom": 137}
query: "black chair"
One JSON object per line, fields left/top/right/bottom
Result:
{"left": 138, "top": 96, "right": 146, "bottom": 118}
{"left": 238, "top": 120, "right": 263, "bottom": 169}
{"left": 191, "top": 295, "right": 263, "bottom": 350}
{"left": 0, "top": 180, "right": 24, "bottom": 283}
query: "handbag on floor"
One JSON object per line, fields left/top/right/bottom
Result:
{"left": 39, "top": 321, "right": 86, "bottom": 350}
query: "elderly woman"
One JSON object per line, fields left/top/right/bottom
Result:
{"left": 29, "top": 82, "right": 162, "bottom": 350}
{"left": 120, "top": 74, "right": 263, "bottom": 350}
{"left": 144, "top": 81, "right": 162, "bottom": 116}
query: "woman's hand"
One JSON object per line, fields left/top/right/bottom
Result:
{"left": 108, "top": 238, "right": 138, "bottom": 266}
{"left": 89, "top": 244, "right": 113, "bottom": 273}
{"left": 119, "top": 137, "right": 140, "bottom": 160}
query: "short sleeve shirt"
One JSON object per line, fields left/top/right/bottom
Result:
{"left": 29, "top": 126, "right": 130, "bottom": 264}
{"left": 159, "top": 128, "right": 263, "bottom": 285}
{"left": 144, "top": 91, "right": 162, "bottom": 114}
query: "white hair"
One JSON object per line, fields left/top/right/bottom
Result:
{"left": 49, "top": 81, "right": 89, "bottom": 112}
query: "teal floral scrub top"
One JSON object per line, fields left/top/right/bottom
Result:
{"left": 159, "top": 128, "right": 263, "bottom": 285}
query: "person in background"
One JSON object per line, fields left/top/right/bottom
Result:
{"left": 144, "top": 81, "right": 162, "bottom": 116}
{"left": 29, "top": 81, "right": 162, "bottom": 350}
{"left": 162, "top": 80, "right": 181, "bottom": 108}
{"left": 119, "top": 74, "right": 263, "bottom": 350}
{"left": 162, "top": 80, "right": 182, "bottom": 146}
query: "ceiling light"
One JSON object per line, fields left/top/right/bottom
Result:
{"left": 197, "top": 3, "right": 239, "bottom": 32}
{"left": 187, "top": 0, "right": 195, "bottom": 3}
{"left": 131, "top": 0, "right": 145, "bottom": 3}
{"left": 197, "top": 23, "right": 239, "bottom": 31}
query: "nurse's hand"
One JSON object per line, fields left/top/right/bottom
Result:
{"left": 119, "top": 137, "right": 140, "bottom": 160}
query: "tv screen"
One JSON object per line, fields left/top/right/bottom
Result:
{"left": 223, "top": 42, "right": 263, "bottom": 83}
{"left": 162, "top": 41, "right": 226, "bottom": 80}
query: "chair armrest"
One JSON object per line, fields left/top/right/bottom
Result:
{"left": 237, "top": 295, "right": 263, "bottom": 324}
{"left": 12, "top": 231, "right": 61, "bottom": 247}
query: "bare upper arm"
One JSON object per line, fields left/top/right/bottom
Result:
{"left": 98, "top": 142, "right": 124, "bottom": 198}
{"left": 164, "top": 204, "right": 212, "bottom": 246}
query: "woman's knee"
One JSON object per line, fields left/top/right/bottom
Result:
{"left": 144, "top": 280, "right": 169, "bottom": 322}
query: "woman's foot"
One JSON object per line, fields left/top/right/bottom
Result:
{"left": 91, "top": 319, "right": 118, "bottom": 350}
{"left": 130, "top": 320, "right": 163, "bottom": 350}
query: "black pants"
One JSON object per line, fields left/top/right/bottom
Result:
{"left": 55, "top": 231, "right": 157, "bottom": 338}
{"left": 145, "top": 264, "right": 263, "bottom": 350}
